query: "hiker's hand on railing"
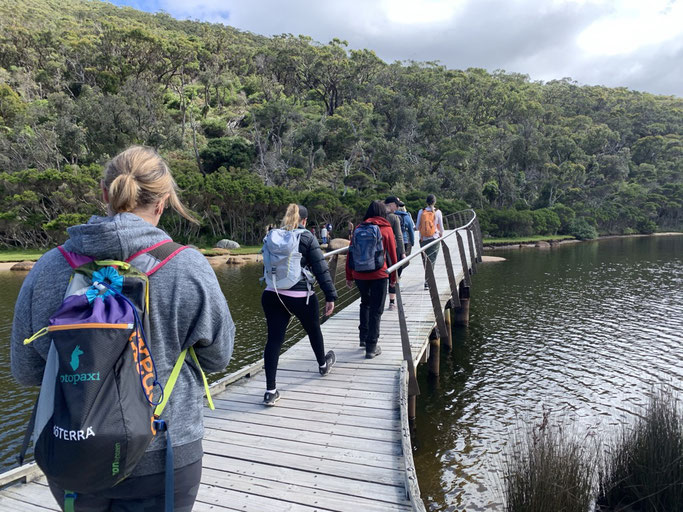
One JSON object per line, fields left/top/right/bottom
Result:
{"left": 346, "top": 279, "right": 354, "bottom": 289}
{"left": 324, "top": 301, "right": 335, "bottom": 316}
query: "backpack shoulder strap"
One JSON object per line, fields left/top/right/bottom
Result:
{"left": 57, "top": 246, "right": 94, "bottom": 269}
{"left": 127, "top": 240, "right": 188, "bottom": 276}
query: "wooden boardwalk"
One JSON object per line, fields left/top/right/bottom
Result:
{"left": 0, "top": 224, "right": 479, "bottom": 512}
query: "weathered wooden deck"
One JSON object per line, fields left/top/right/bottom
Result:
{"left": 0, "top": 223, "right": 480, "bottom": 511}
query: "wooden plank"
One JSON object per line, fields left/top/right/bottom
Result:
{"left": 205, "top": 430, "right": 402, "bottom": 469}
{"left": 204, "top": 417, "right": 402, "bottom": 456}
{"left": 233, "top": 377, "right": 397, "bottom": 402}
{"left": 202, "top": 454, "right": 407, "bottom": 503}
{"left": 224, "top": 386, "right": 398, "bottom": 411}
{"left": 202, "top": 467, "right": 411, "bottom": 512}
{"left": 212, "top": 393, "right": 398, "bottom": 420}
{"left": 196, "top": 483, "right": 327, "bottom": 511}
{"left": 203, "top": 441, "right": 405, "bottom": 486}
{"left": 0, "top": 482, "right": 59, "bottom": 510}
{"left": 210, "top": 400, "right": 398, "bottom": 431}
{"left": 206, "top": 407, "right": 399, "bottom": 440}
{"left": 0, "top": 495, "right": 58, "bottom": 511}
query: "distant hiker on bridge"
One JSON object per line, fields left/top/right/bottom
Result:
{"left": 416, "top": 194, "right": 444, "bottom": 289}
{"left": 384, "top": 196, "right": 409, "bottom": 311}
{"left": 261, "top": 204, "right": 337, "bottom": 406}
{"left": 11, "top": 145, "right": 235, "bottom": 511}
{"left": 346, "top": 200, "right": 398, "bottom": 359}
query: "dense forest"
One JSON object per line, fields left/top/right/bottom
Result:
{"left": 0, "top": 0, "right": 681, "bottom": 247}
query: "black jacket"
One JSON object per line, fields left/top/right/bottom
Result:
{"left": 290, "top": 226, "right": 338, "bottom": 302}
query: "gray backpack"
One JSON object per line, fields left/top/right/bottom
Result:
{"left": 262, "top": 228, "right": 313, "bottom": 291}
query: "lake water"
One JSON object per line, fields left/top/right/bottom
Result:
{"left": 413, "top": 235, "right": 683, "bottom": 511}
{"left": 0, "top": 236, "right": 681, "bottom": 511}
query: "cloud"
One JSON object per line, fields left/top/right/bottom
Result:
{"left": 109, "top": 0, "right": 683, "bottom": 96}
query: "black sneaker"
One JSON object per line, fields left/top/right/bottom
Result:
{"left": 424, "top": 282, "right": 429, "bottom": 290}
{"left": 263, "top": 390, "right": 280, "bottom": 406}
{"left": 319, "top": 351, "right": 336, "bottom": 376}
{"left": 365, "top": 345, "right": 382, "bottom": 359}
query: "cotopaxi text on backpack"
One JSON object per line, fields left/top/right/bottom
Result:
{"left": 349, "top": 222, "right": 385, "bottom": 272}
{"left": 19, "top": 240, "right": 215, "bottom": 509}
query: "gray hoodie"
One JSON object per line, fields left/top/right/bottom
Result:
{"left": 11, "top": 213, "right": 235, "bottom": 476}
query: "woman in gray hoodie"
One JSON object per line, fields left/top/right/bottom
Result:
{"left": 11, "top": 146, "right": 235, "bottom": 511}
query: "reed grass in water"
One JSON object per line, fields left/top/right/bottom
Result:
{"left": 597, "top": 388, "right": 683, "bottom": 512}
{"left": 501, "top": 411, "right": 598, "bottom": 512}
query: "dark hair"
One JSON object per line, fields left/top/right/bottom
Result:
{"left": 426, "top": 194, "right": 436, "bottom": 205}
{"left": 363, "top": 200, "right": 388, "bottom": 221}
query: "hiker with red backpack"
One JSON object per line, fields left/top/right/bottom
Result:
{"left": 261, "top": 204, "right": 337, "bottom": 406}
{"left": 416, "top": 194, "right": 445, "bottom": 288}
{"left": 11, "top": 146, "right": 235, "bottom": 512}
{"left": 345, "top": 200, "right": 398, "bottom": 359}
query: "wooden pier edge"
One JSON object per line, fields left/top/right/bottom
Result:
{"left": 400, "top": 361, "right": 427, "bottom": 511}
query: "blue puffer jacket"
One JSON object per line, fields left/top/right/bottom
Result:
{"left": 395, "top": 210, "right": 416, "bottom": 246}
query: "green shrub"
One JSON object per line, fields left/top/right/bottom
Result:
{"left": 201, "top": 117, "right": 227, "bottom": 138}
{"left": 530, "top": 208, "right": 561, "bottom": 235}
{"left": 199, "top": 136, "right": 254, "bottom": 173}
{"left": 568, "top": 218, "right": 598, "bottom": 240}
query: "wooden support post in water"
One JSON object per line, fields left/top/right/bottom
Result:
{"left": 443, "top": 306, "right": 453, "bottom": 350}
{"left": 453, "top": 282, "right": 471, "bottom": 326}
{"left": 408, "top": 395, "right": 417, "bottom": 421}
{"left": 428, "top": 330, "right": 440, "bottom": 376}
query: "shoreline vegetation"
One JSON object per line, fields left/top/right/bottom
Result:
{"left": 1, "top": 232, "right": 680, "bottom": 271}
{"left": 0, "top": 0, "right": 681, "bottom": 251}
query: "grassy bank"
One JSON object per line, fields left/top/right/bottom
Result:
{"left": 0, "top": 250, "right": 45, "bottom": 262}
{"left": 483, "top": 235, "right": 575, "bottom": 245}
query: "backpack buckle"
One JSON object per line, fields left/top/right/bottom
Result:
{"left": 153, "top": 417, "right": 168, "bottom": 432}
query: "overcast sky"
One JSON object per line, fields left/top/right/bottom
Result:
{"left": 108, "top": 0, "right": 683, "bottom": 97}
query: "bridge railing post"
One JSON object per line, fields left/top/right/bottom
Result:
{"left": 328, "top": 254, "right": 339, "bottom": 282}
{"left": 473, "top": 218, "right": 484, "bottom": 262}
{"left": 394, "top": 284, "right": 420, "bottom": 407}
{"left": 466, "top": 227, "right": 478, "bottom": 275}
{"left": 440, "top": 238, "right": 460, "bottom": 310}
{"left": 456, "top": 230, "right": 472, "bottom": 288}
{"left": 424, "top": 257, "right": 448, "bottom": 342}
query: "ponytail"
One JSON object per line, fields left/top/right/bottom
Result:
{"left": 280, "top": 204, "right": 300, "bottom": 230}
{"left": 103, "top": 146, "right": 199, "bottom": 224}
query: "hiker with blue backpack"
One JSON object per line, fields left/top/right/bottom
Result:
{"left": 384, "top": 196, "right": 414, "bottom": 311}
{"left": 11, "top": 146, "right": 235, "bottom": 512}
{"left": 345, "top": 200, "right": 399, "bottom": 359}
{"left": 261, "top": 203, "right": 337, "bottom": 406}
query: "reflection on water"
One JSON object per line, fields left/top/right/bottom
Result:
{"left": 414, "top": 236, "right": 683, "bottom": 511}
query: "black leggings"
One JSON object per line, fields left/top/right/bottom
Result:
{"left": 355, "top": 278, "right": 388, "bottom": 349}
{"left": 262, "top": 291, "right": 326, "bottom": 390}
{"left": 48, "top": 459, "right": 202, "bottom": 511}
